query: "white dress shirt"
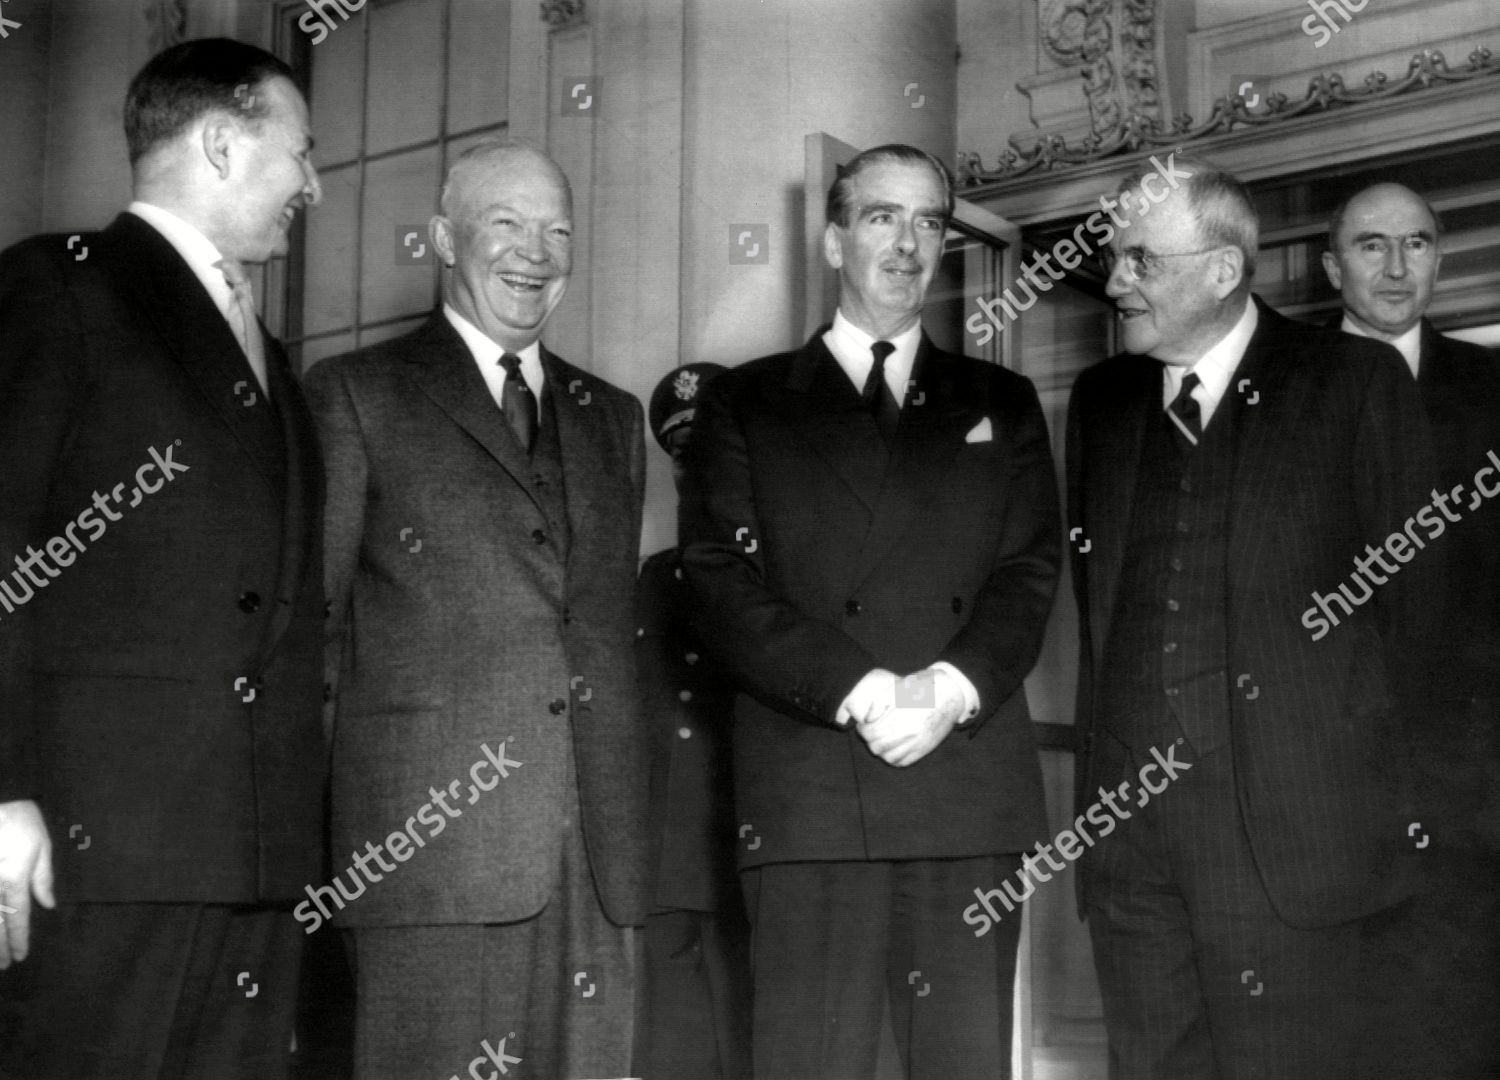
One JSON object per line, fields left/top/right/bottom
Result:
{"left": 1161, "top": 294, "right": 1259, "bottom": 430}
{"left": 128, "top": 200, "right": 242, "bottom": 341}
{"left": 1341, "top": 315, "right": 1422, "bottom": 380}
{"left": 822, "top": 309, "right": 980, "bottom": 724}
{"left": 822, "top": 309, "right": 921, "bottom": 405}
{"left": 443, "top": 304, "right": 545, "bottom": 422}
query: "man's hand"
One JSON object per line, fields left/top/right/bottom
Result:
{"left": 856, "top": 666, "right": 967, "bottom": 767}
{"left": 835, "top": 668, "right": 899, "bottom": 728}
{"left": 0, "top": 799, "right": 55, "bottom": 968}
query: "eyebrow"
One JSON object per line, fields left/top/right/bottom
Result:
{"left": 1350, "top": 229, "right": 1435, "bottom": 243}
{"left": 854, "top": 201, "right": 947, "bottom": 220}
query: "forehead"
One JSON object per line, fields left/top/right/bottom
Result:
{"left": 1340, "top": 187, "right": 1435, "bottom": 240}
{"left": 453, "top": 152, "right": 572, "bottom": 217}
{"left": 845, "top": 159, "right": 946, "bottom": 212}
{"left": 1111, "top": 186, "right": 1198, "bottom": 249}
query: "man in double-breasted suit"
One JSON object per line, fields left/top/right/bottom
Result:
{"left": 1322, "top": 181, "right": 1500, "bottom": 1079}
{"left": 679, "top": 144, "right": 1061, "bottom": 1080}
{"left": 304, "top": 140, "right": 647, "bottom": 1080}
{"left": 1068, "top": 159, "right": 1435, "bottom": 1079}
{"left": 0, "top": 39, "right": 326, "bottom": 1079}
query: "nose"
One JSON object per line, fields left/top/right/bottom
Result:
{"left": 1104, "top": 258, "right": 1133, "bottom": 298}
{"left": 893, "top": 217, "right": 918, "bottom": 255}
{"left": 515, "top": 227, "right": 550, "bottom": 263}
{"left": 1383, "top": 243, "right": 1407, "bottom": 278}
{"left": 302, "top": 160, "right": 322, "bottom": 207}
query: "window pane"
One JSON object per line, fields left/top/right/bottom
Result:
{"left": 308, "top": 14, "right": 365, "bottom": 168}
{"left": 303, "top": 163, "right": 361, "bottom": 337}
{"left": 360, "top": 147, "right": 442, "bottom": 325}
{"left": 366, "top": 0, "right": 445, "bottom": 156}
{"left": 448, "top": 0, "right": 509, "bottom": 135}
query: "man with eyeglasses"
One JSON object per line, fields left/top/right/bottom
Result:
{"left": 1323, "top": 181, "right": 1500, "bottom": 1079}
{"left": 1067, "top": 158, "right": 1436, "bottom": 1079}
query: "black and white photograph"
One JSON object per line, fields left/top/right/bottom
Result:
{"left": 0, "top": 1, "right": 1497, "bottom": 1077}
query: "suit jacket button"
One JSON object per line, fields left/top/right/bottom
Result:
{"left": 239, "top": 591, "right": 261, "bottom": 613}
{"left": 532, "top": 529, "right": 547, "bottom": 545}
{"left": 951, "top": 597, "right": 963, "bottom": 614}
{"left": 684, "top": 651, "right": 699, "bottom": 664}
{"left": 679, "top": 689, "right": 693, "bottom": 702}
{"left": 845, "top": 599, "right": 862, "bottom": 616}
{"left": 549, "top": 698, "right": 567, "bottom": 715}
{"left": 678, "top": 726, "right": 693, "bottom": 740}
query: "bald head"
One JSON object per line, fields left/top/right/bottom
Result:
{"left": 431, "top": 140, "right": 575, "bottom": 353}
{"left": 1323, "top": 183, "right": 1441, "bottom": 341}
{"left": 440, "top": 141, "right": 571, "bottom": 221}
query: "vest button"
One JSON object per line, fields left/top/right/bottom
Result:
{"left": 549, "top": 698, "right": 567, "bottom": 715}
{"left": 1163, "top": 641, "right": 1178, "bottom": 653}
{"left": 845, "top": 599, "right": 862, "bottom": 616}
{"left": 1176, "top": 520, "right": 1190, "bottom": 534}
{"left": 238, "top": 591, "right": 261, "bottom": 613}
{"left": 1180, "top": 477, "right": 1193, "bottom": 493}
{"left": 1165, "top": 686, "right": 1181, "bottom": 697}
{"left": 678, "top": 726, "right": 693, "bottom": 740}
{"left": 679, "top": 689, "right": 693, "bottom": 703}
{"left": 1170, "top": 557, "right": 1183, "bottom": 572}
{"left": 1166, "top": 598, "right": 1180, "bottom": 612}
{"left": 532, "top": 529, "right": 547, "bottom": 545}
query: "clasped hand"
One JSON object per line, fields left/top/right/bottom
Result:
{"left": 834, "top": 667, "right": 965, "bottom": 767}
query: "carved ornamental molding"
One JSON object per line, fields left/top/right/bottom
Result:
{"left": 960, "top": 47, "right": 1500, "bottom": 187}
{"left": 540, "top": 0, "right": 586, "bottom": 31}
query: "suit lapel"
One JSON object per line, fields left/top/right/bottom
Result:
{"left": 848, "top": 338, "right": 980, "bottom": 589}
{"left": 407, "top": 314, "right": 546, "bottom": 520}
{"left": 1087, "top": 356, "right": 1156, "bottom": 668}
{"left": 105, "top": 214, "right": 284, "bottom": 491}
{"left": 543, "top": 348, "right": 605, "bottom": 569}
{"left": 258, "top": 336, "right": 318, "bottom": 661}
{"left": 771, "top": 334, "right": 889, "bottom": 515}
{"left": 1226, "top": 302, "right": 1307, "bottom": 579}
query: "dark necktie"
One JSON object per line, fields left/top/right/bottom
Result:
{"left": 499, "top": 352, "right": 538, "bottom": 453}
{"left": 1167, "top": 371, "right": 1202, "bottom": 450}
{"left": 863, "top": 340, "right": 900, "bottom": 444}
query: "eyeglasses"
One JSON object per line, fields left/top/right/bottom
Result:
{"left": 1344, "top": 232, "right": 1436, "bottom": 261}
{"left": 1102, "top": 247, "right": 1223, "bottom": 282}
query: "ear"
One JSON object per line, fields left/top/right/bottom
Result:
{"left": 199, "top": 113, "right": 238, "bottom": 181}
{"left": 430, "top": 215, "right": 456, "bottom": 266}
{"left": 823, "top": 222, "right": 844, "bottom": 270}
{"left": 1320, "top": 249, "right": 1343, "bottom": 291}
{"left": 1210, "top": 246, "right": 1245, "bottom": 301}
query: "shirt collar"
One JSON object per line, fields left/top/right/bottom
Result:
{"left": 443, "top": 304, "right": 543, "bottom": 378}
{"left": 127, "top": 201, "right": 235, "bottom": 312}
{"left": 1162, "top": 295, "right": 1258, "bottom": 427}
{"left": 823, "top": 309, "right": 923, "bottom": 401}
{"left": 1341, "top": 314, "right": 1422, "bottom": 379}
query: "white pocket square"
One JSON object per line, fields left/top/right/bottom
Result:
{"left": 965, "top": 417, "right": 993, "bottom": 443}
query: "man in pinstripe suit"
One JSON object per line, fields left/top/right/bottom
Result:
{"left": 1067, "top": 159, "right": 1434, "bottom": 1079}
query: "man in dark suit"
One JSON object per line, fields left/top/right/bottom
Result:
{"left": 679, "top": 144, "right": 1061, "bottom": 1080}
{"left": 0, "top": 39, "right": 325, "bottom": 1079}
{"left": 1068, "top": 158, "right": 1434, "bottom": 1079}
{"left": 636, "top": 362, "right": 751, "bottom": 1080}
{"left": 304, "top": 140, "right": 647, "bottom": 1080}
{"left": 1323, "top": 181, "right": 1500, "bottom": 1078}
